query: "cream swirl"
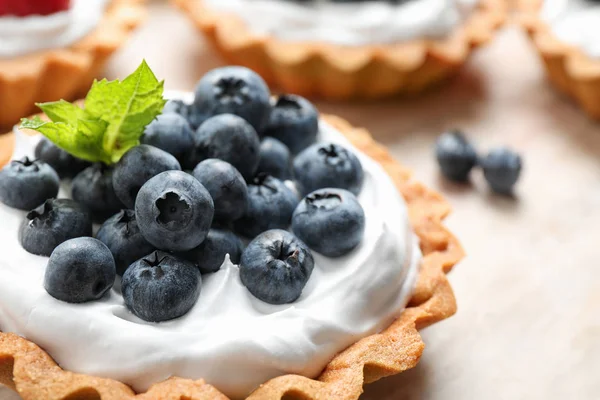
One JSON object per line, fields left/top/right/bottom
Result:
{"left": 0, "top": 0, "right": 109, "bottom": 58}
{"left": 202, "top": 0, "right": 478, "bottom": 46}
{"left": 0, "top": 94, "right": 421, "bottom": 399}
{"left": 541, "top": 0, "right": 600, "bottom": 59}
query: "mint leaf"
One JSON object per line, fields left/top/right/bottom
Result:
{"left": 20, "top": 116, "right": 110, "bottom": 164}
{"left": 36, "top": 100, "right": 86, "bottom": 124}
{"left": 85, "top": 60, "right": 166, "bottom": 163}
{"left": 20, "top": 60, "right": 165, "bottom": 165}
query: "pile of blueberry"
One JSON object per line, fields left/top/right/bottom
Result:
{"left": 0, "top": 67, "right": 367, "bottom": 322}
{"left": 435, "top": 130, "right": 522, "bottom": 195}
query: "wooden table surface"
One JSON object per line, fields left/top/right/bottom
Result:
{"left": 2, "top": 1, "right": 599, "bottom": 399}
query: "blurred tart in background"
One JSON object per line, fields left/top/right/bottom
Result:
{"left": 0, "top": 0, "right": 145, "bottom": 128}
{"left": 520, "top": 0, "right": 600, "bottom": 119}
{"left": 175, "top": 0, "right": 506, "bottom": 99}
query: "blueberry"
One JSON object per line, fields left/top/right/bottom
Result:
{"left": 72, "top": 164, "right": 123, "bottom": 222}
{"left": 141, "top": 114, "right": 194, "bottom": 163}
{"left": 186, "top": 104, "right": 210, "bottom": 130}
{"left": 263, "top": 94, "right": 319, "bottom": 154}
{"left": 19, "top": 199, "right": 93, "bottom": 256}
{"left": 122, "top": 251, "right": 201, "bottom": 322}
{"left": 239, "top": 229, "right": 314, "bottom": 304}
{"left": 96, "top": 210, "right": 156, "bottom": 275}
{"left": 135, "top": 170, "right": 214, "bottom": 252}
{"left": 0, "top": 157, "right": 59, "bottom": 211}
{"left": 44, "top": 237, "right": 116, "bottom": 303}
{"left": 185, "top": 114, "right": 260, "bottom": 179}
{"left": 293, "top": 143, "right": 364, "bottom": 196}
{"left": 163, "top": 99, "right": 190, "bottom": 118}
{"left": 234, "top": 174, "right": 299, "bottom": 238}
{"left": 435, "top": 130, "right": 478, "bottom": 182}
{"left": 192, "top": 159, "right": 248, "bottom": 221}
{"left": 193, "top": 66, "right": 271, "bottom": 133}
{"left": 34, "top": 138, "right": 91, "bottom": 178}
{"left": 179, "top": 229, "right": 244, "bottom": 274}
{"left": 292, "top": 188, "right": 365, "bottom": 257}
{"left": 481, "top": 148, "right": 522, "bottom": 195}
{"left": 256, "top": 137, "right": 293, "bottom": 180}
{"left": 112, "top": 145, "right": 181, "bottom": 209}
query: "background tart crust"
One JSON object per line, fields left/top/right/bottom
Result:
{"left": 0, "top": 0, "right": 146, "bottom": 128}
{"left": 0, "top": 115, "right": 464, "bottom": 400}
{"left": 518, "top": 0, "right": 600, "bottom": 119}
{"left": 174, "top": 0, "right": 506, "bottom": 100}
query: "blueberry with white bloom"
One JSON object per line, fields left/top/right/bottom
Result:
{"left": 193, "top": 66, "right": 271, "bottom": 133}
{"left": 293, "top": 143, "right": 363, "bottom": 196}
{"left": 112, "top": 145, "right": 181, "bottom": 209}
{"left": 256, "top": 137, "right": 293, "bottom": 180}
{"left": 122, "top": 251, "right": 201, "bottom": 322}
{"left": 240, "top": 229, "right": 314, "bottom": 304}
{"left": 44, "top": 237, "right": 116, "bottom": 303}
{"left": 192, "top": 159, "right": 248, "bottom": 222}
{"left": 19, "top": 199, "right": 92, "bottom": 256}
{"left": 234, "top": 174, "right": 299, "bottom": 238}
{"left": 179, "top": 229, "right": 244, "bottom": 274}
{"left": 292, "top": 188, "right": 365, "bottom": 257}
{"left": 142, "top": 114, "right": 194, "bottom": 163}
{"left": 186, "top": 114, "right": 260, "bottom": 179}
{"left": 96, "top": 210, "right": 155, "bottom": 275}
{"left": 34, "top": 138, "right": 90, "bottom": 179}
{"left": 0, "top": 157, "right": 59, "bottom": 211}
{"left": 263, "top": 94, "right": 319, "bottom": 154}
{"left": 135, "top": 170, "right": 214, "bottom": 252}
{"left": 72, "top": 164, "right": 124, "bottom": 222}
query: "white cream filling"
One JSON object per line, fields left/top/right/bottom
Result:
{"left": 541, "top": 0, "right": 600, "bottom": 59}
{"left": 202, "top": 0, "right": 478, "bottom": 46}
{"left": 0, "top": 0, "right": 109, "bottom": 58}
{"left": 0, "top": 94, "right": 421, "bottom": 399}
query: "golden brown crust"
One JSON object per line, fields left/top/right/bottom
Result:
{"left": 174, "top": 0, "right": 506, "bottom": 99}
{"left": 0, "top": 115, "right": 463, "bottom": 400}
{"left": 0, "top": 0, "right": 146, "bottom": 128}
{"left": 518, "top": 0, "right": 600, "bottom": 119}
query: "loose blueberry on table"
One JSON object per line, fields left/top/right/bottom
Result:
{"left": 435, "top": 130, "right": 478, "bottom": 182}
{"left": 1, "top": 61, "right": 370, "bottom": 321}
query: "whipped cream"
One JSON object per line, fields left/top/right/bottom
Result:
{"left": 0, "top": 94, "right": 421, "bottom": 399}
{"left": 541, "top": 0, "right": 600, "bottom": 59}
{"left": 203, "top": 0, "right": 478, "bottom": 46}
{"left": 0, "top": 0, "right": 109, "bottom": 58}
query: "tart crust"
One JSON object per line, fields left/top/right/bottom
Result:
{"left": 519, "top": 0, "right": 600, "bottom": 118}
{"left": 0, "top": 0, "right": 146, "bottom": 128}
{"left": 0, "top": 115, "right": 464, "bottom": 400}
{"left": 174, "top": 0, "right": 506, "bottom": 99}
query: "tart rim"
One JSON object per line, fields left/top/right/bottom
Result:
{"left": 0, "top": 113, "right": 463, "bottom": 400}
{"left": 174, "top": 0, "right": 507, "bottom": 99}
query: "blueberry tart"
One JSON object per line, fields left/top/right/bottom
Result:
{"left": 0, "top": 64, "right": 463, "bottom": 400}
{"left": 0, "top": 0, "right": 145, "bottom": 128}
{"left": 175, "top": 0, "right": 506, "bottom": 99}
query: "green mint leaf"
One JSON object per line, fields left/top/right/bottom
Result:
{"left": 36, "top": 100, "right": 85, "bottom": 124}
{"left": 20, "top": 116, "right": 110, "bottom": 164}
{"left": 19, "top": 60, "right": 165, "bottom": 165}
{"left": 85, "top": 60, "right": 166, "bottom": 163}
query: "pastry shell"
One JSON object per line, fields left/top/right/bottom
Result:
{"left": 0, "top": 115, "right": 464, "bottom": 400}
{"left": 519, "top": 0, "right": 600, "bottom": 119}
{"left": 174, "top": 0, "right": 506, "bottom": 100}
{"left": 0, "top": 0, "right": 146, "bottom": 128}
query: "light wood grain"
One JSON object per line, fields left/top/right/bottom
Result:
{"left": 1, "top": 1, "right": 599, "bottom": 399}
